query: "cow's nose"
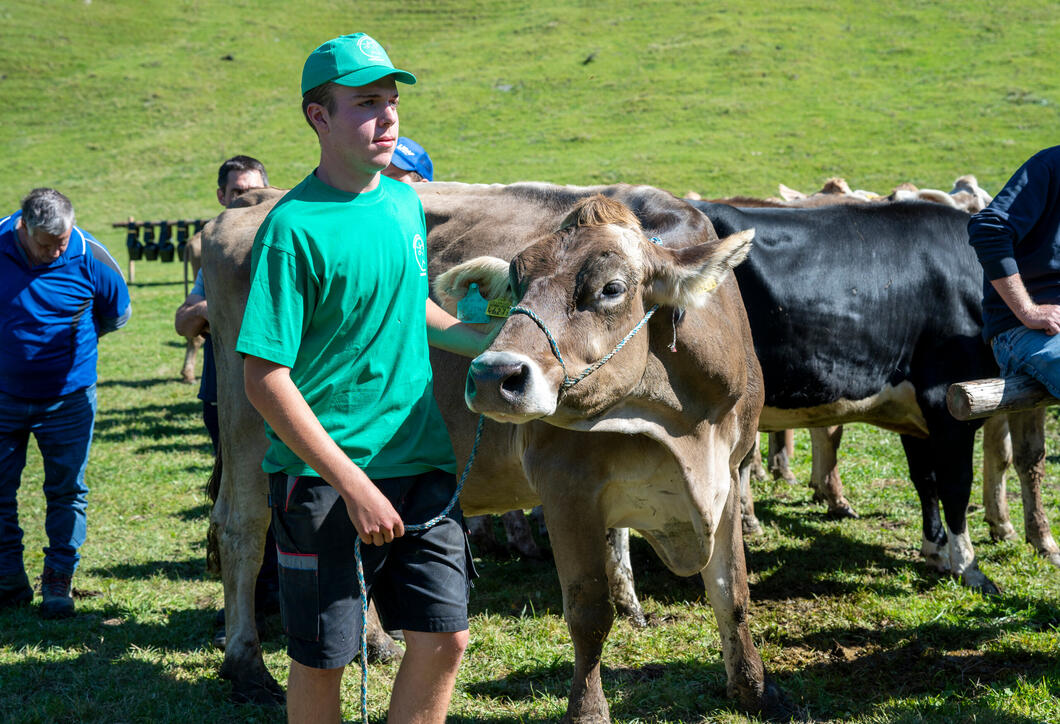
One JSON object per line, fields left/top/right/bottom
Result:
{"left": 467, "top": 358, "right": 530, "bottom": 403}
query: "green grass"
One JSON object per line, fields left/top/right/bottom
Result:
{"left": 2, "top": 1, "right": 1060, "bottom": 722}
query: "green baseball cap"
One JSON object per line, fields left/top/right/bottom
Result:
{"left": 301, "top": 33, "right": 417, "bottom": 95}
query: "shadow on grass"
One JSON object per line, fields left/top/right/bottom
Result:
{"left": 468, "top": 554, "right": 564, "bottom": 618}
{"left": 745, "top": 498, "right": 917, "bottom": 600}
{"left": 460, "top": 647, "right": 1052, "bottom": 723}
{"left": 84, "top": 556, "right": 208, "bottom": 582}
{"left": 174, "top": 501, "right": 212, "bottom": 523}
{"left": 98, "top": 377, "right": 185, "bottom": 390}
{"left": 93, "top": 400, "right": 204, "bottom": 445}
{"left": 0, "top": 607, "right": 284, "bottom": 723}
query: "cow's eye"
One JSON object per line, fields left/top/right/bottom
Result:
{"left": 601, "top": 280, "right": 626, "bottom": 297}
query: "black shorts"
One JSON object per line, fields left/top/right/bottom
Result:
{"left": 268, "top": 468, "right": 476, "bottom": 670}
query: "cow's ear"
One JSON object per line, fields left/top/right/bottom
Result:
{"left": 645, "top": 229, "right": 754, "bottom": 308}
{"left": 432, "top": 256, "right": 512, "bottom": 316}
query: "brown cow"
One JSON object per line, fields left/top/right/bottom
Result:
{"left": 204, "top": 183, "right": 790, "bottom": 720}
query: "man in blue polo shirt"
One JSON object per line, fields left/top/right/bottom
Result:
{"left": 0, "top": 188, "right": 130, "bottom": 619}
{"left": 969, "top": 145, "right": 1060, "bottom": 395}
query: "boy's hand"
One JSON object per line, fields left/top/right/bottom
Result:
{"left": 343, "top": 480, "right": 405, "bottom": 546}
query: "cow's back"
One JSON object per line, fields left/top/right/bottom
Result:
{"left": 692, "top": 200, "right": 994, "bottom": 419}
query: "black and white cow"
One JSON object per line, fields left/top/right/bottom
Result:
{"left": 691, "top": 199, "right": 1002, "bottom": 592}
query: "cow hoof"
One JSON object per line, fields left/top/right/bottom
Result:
{"left": 771, "top": 470, "right": 798, "bottom": 485}
{"left": 988, "top": 522, "right": 1018, "bottom": 543}
{"left": 742, "top": 515, "right": 762, "bottom": 538}
{"left": 366, "top": 634, "right": 404, "bottom": 664}
{"left": 729, "top": 676, "right": 794, "bottom": 722}
{"left": 229, "top": 675, "right": 285, "bottom": 706}
{"left": 826, "top": 503, "right": 858, "bottom": 520}
{"left": 561, "top": 708, "right": 610, "bottom": 724}
{"left": 960, "top": 570, "right": 1002, "bottom": 597}
{"left": 615, "top": 601, "right": 648, "bottom": 628}
{"left": 754, "top": 679, "right": 796, "bottom": 722}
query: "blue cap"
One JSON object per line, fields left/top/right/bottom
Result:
{"left": 301, "top": 33, "right": 416, "bottom": 95}
{"left": 390, "top": 137, "right": 434, "bottom": 181}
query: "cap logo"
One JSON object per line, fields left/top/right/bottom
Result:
{"left": 357, "top": 35, "right": 388, "bottom": 62}
{"left": 396, "top": 142, "right": 412, "bottom": 156}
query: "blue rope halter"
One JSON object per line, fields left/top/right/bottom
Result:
{"left": 353, "top": 414, "right": 485, "bottom": 723}
{"left": 508, "top": 303, "right": 660, "bottom": 392}
{"left": 505, "top": 234, "right": 666, "bottom": 391}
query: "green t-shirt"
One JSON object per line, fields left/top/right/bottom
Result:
{"left": 236, "top": 172, "right": 456, "bottom": 479}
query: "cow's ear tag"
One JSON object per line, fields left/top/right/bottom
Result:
{"left": 486, "top": 297, "right": 512, "bottom": 318}
{"left": 457, "top": 283, "right": 491, "bottom": 323}
{"left": 692, "top": 278, "right": 718, "bottom": 296}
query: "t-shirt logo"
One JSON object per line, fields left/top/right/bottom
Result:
{"left": 357, "top": 36, "right": 388, "bottom": 62}
{"left": 412, "top": 233, "right": 427, "bottom": 275}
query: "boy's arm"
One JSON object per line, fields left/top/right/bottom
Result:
{"left": 425, "top": 298, "right": 488, "bottom": 358}
{"left": 243, "top": 354, "right": 404, "bottom": 545}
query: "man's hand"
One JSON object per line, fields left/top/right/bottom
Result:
{"left": 1018, "top": 303, "right": 1060, "bottom": 336}
{"left": 341, "top": 476, "right": 405, "bottom": 546}
{"left": 990, "top": 274, "right": 1060, "bottom": 335}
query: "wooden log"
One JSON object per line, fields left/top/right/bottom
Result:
{"left": 947, "top": 373, "right": 1060, "bottom": 420}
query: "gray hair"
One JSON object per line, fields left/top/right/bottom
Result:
{"left": 21, "top": 188, "right": 75, "bottom": 235}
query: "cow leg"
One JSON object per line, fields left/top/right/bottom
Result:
{"left": 501, "top": 509, "right": 546, "bottom": 560}
{"left": 180, "top": 334, "right": 203, "bottom": 384}
{"left": 701, "top": 478, "right": 790, "bottom": 719}
{"left": 1007, "top": 409, "right": 1060, "bottom": 567}
{"left": 738, "top": 448, "right": 762, "bottom": 537}
{"left": 365, "top": 600, "right": 404, "bottom": 663}
{"left": 604, "top": 528, "right": 646, "bottom": 626}
{"left": 529, "top": 505, "right": 548, "bottom": 538}
{"left": 900, "top": 434, "right": 949, "bottom": 574}
{"left": 749, "top": 435, "right": 767, "bottom": 482}
{"left": 981, "top": 415, "right": 1017, "bottom": 542}
{"left": 213, "top": 442, "right": 283, "bottom": 704}
{"left": 464, "top": 514, "right": 505, "bottom": 557}
{"left": 916, "top": 422, "right": 1000, "bottom": 594}
{"left": 809, "top": 426, "right": 857, "bottom": 519}
{"left": 766, "top": 430, "right": 797, "bottom": 484}
{"left": 536, "top": 484, "right": 613, "bottom": 722}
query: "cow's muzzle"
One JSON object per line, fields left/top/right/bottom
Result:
{"left": 465, "top": 351, "right": 557, "bottom": 422}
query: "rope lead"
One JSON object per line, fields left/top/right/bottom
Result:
{"left": 354, "top": 414, "right": 486, "bottom": 723}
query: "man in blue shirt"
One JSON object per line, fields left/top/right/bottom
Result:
{"left": 969, "top": 146, "right": 1060, "bottom": 396}
{"left": 0, "top": 188, "right": 130, "bottom": 619}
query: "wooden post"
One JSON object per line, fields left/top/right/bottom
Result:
{"left": 127, "top": 216, "right": 135, "bottom": 283}
{"left": 946, "top": 374, "right": 1059, "bottom": 420}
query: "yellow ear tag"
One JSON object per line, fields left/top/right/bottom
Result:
{"left": 486, "top": 298, "right": 512, "bottom": 318}
{"left": 691, "top": 278, "right": 718, "bottom": 296}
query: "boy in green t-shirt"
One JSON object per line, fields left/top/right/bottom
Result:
{"left": 236, "top": 33, "right": 485, "bottom": 724}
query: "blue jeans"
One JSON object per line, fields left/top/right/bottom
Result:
{"left": 0, "top": 384, "right": 97, "bottom": 577}
{"left": 992, "top": 326, "right": 1060, "bottom": 399}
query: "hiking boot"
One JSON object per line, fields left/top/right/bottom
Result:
{"left": 39, "top": 566, "right": 75, "bottom": 619}
{"left": 0, "top": 571, "right": 33, "bottom": 609}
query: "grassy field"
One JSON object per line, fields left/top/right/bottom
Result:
{"left": 2, "top": 1, "right": 1060, "bottom": 722}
